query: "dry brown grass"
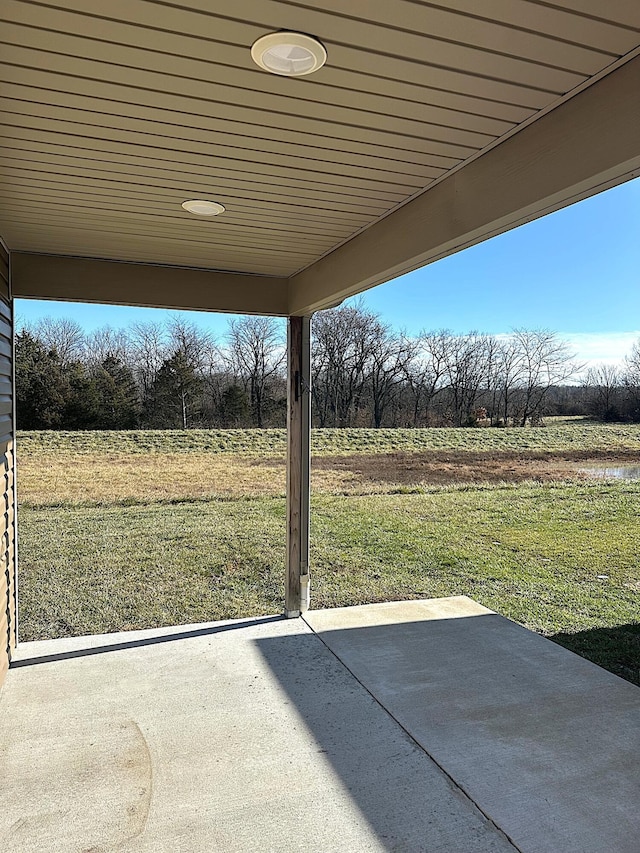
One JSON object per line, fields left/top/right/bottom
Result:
{"left": 18, "top": 447, "right": 640, "bottom": 505}
{"left": 19, "top": 453, "right": 285, "bottom": 504}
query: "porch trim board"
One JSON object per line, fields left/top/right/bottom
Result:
{"left": 11, "top": 252, "right": 289, "bottom": 317}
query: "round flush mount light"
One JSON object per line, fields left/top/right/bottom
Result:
{"left": 181, "top": 199, "right": 225, "bottom": 216}
{"left": 251, "top": 31, "right": 327, "bottom": 77}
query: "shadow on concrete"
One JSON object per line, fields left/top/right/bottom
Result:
{"left": 253, "top": 622, "right": 513, "bottom": 852}
{"left": 549, "top": 622, "right": 640, "bottom": 687}
{"left": 257, "top": 612, "right": 640, "bottom": 853}
{"left": 11, "top": 614, "right": 285, "bottom": 668}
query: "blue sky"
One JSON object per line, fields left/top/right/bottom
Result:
{"left": 16, "top": 176, "right": 640, "bottom": 367}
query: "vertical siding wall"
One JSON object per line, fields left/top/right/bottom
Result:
{"left": 0, "top": 241, "right": 15, "bottom": 687}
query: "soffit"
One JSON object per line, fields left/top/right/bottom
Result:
{"left": 0, "top": 0, "right": 639, "bottom": 277}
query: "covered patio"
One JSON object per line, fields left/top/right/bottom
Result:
{"left": 2, "top": 597, "right": 639, "bottom": 852}
{"left": 1, "top": 2, "right": 640, "bottom": 850}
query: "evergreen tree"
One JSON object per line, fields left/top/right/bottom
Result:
{"left": 143, "top": 350, "right": 202, "bottom": 428}
{"left": 219, "top": 384, "right": 250, "bottom": 427}
{"left": 93, "top": 356, "right": 140, "bottom": 429}
{"left": 63, "top": 362, "right": 100, "bottom": 429}
{"left": 15, "top": 332, "right": 68, "bottom": 428}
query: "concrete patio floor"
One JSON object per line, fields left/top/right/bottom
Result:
{"left": 1, "top": 597, "right": 639, "bottom": 853}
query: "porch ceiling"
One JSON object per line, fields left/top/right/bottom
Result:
{"left": 1, "top": 1, "right": 640, "bottom": 314}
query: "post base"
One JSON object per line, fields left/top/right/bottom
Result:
{"left": 300, "top": 573, "right": 310, "bottom": 613}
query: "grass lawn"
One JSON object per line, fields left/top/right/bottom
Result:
{"left": 16, "top": 426, "right": 640, "bottom": 686}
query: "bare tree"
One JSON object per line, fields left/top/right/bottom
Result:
{"left": 86, "top": 325, "right": 132, "bottom": 366}
{"left": 368, "top": 330, "right": 417, "bottom": 428}
{"left": 622, "top": 340, "right": 640, "bottom": 421}
{"left": 585, "top": 363, "right": 622, "bottom": 421}
{"left": 492, "top": 337, "right": 527, "bottom": 426}
{"left": 17, "top": 302, "right": 593, "bottom": 430}
{"left": 623, "top": 340, "right": 640, "bottom": 387}
{"left": 510, "top": 329, "right": 579, "bottom": 425}
{"left": 198, "top": 332, "right": 226, "bottom": 423}
{"left": 404, "top": 330, "right": 450, "bottom": 426}
{"left": 167, "top": 316, "right": 216, "bottom": 372}
{"left": 227, "top": 316, "right": 285, "bottom": 427}
{"left": 129, "top": 321, "right": 168, "bottom": 397}
{"left": 312, "top": 302, "right": 381, "bottom": 427}
{"left": 441, "top": 332, "right": 496, "bottom": 426}
{"left": 35, "top": 317, "right": 86, "bottom": 366}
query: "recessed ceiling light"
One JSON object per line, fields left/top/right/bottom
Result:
{"left": 181, "top": 199, "right": 225, "bottom": 216}
{"left": 251, "top": 32, "right": 327, "bottom": 77}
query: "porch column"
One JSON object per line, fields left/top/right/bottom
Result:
{"left": 285, "top": 315, "right": 311, "bottom": 617}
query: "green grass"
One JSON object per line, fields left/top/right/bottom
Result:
{"left": 18, "top": 499, "right": 286, "bottom": 637}
{"left": 17, "top": 421, "right": 640, "bottom": 457}
{"left": 18, "top": 478, "right": 640, "bottom": 685}
{"left": 15, "top": 425, "right": 640, "bottom": 685}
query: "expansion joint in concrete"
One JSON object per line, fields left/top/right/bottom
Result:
{"left": 301, "top": 614, "right": 524, "bottom": 853}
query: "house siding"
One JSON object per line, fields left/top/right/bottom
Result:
{"left": 0, "top": 239, "right": 15, "bottom": 688}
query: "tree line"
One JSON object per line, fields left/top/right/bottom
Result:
{"left": 14, "top": 303, "right": 640, "bottom": 430}
{"left": 584, "top": 353, "right": 640, "bottom": 422}
{"left": 16, "top": 314, "right": 285, "bottom": 430}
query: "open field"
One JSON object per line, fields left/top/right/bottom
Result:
{"left": 17, "top": 422, "right": 640, "bottom": 505}
{"left": 16, "top": 426, "right": 640, "bottom": 685}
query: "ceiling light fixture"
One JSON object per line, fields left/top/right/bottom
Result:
{"left": 181, "top": 199, "right": 225, "bottom": 216}
{"left": 251, "top": 31, "right": 327, "bottom": 77}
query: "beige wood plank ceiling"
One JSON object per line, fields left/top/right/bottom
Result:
{"left": 1, "top": 0, "right": 639, "bottom": 277}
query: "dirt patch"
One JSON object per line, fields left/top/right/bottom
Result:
{"left": 309, "top": 449, "right": 640, "bottom": 490}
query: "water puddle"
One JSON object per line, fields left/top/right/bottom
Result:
{"left": 580, "top": 465, "right": 640, "bottom": 481}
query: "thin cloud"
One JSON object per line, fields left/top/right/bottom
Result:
{"left": 560, "top": 331, "right": 640, "bottom": 368}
